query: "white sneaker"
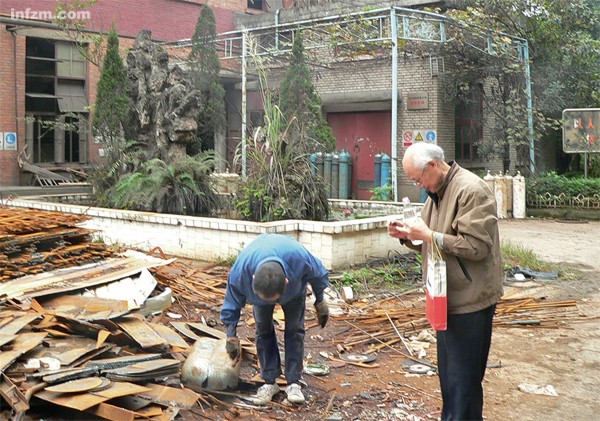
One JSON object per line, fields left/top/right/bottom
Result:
{"left": 286, "top": 383, "right": 305, "bottom": 404}
{"left": 253, "top": 383, "right": 280, "bottom": 404}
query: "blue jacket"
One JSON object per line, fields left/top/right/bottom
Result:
{"left": 220, "top": 234, "right": 330, "bottom": 328}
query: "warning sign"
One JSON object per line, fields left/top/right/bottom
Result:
{"left": 415, "top": 132, "right": 424, "bottom": 142}
{"left": 402, "top": 130, "right": 413, "bottom": 146}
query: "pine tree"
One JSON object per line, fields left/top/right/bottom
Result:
{"left": 279, "top": 31, "right": 336, "bottom": 152}
{"left": 92, "top": 24, "right": 129, "bottom": 142}
{"left": 189, "top": 5, "right": 226, "bottom": 152}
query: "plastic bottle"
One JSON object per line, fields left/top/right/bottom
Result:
{"left": 402, "top": 197, "right": 423, "bottom": 245}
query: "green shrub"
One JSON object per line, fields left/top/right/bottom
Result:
{"left": 527, "top": 172, "right": 600, "bottom": 197}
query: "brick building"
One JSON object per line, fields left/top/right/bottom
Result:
{"left": 0, "top": 0, "right": 270, "bottom": 186}
{"left": 1, "top": 0, "right": 538, "bottom": 201}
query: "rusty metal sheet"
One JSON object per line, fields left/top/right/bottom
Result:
{"left": 169, "top": 322, "right": 202, "bottom": 342}
{"left": 85, "top": 354, "right": 162, "bottom": 371}
{"left": 103, "top": 359, "right": 180, "bottom": 381}
{"left": 0, "top": 313, "right": 40, "bottom": 335}
{"left": 0, "top": 373, "right": 29, "bottom": 413}
{"left": 0, "top": 333, "right": 16, "bottom": 347}
{"left": 27, "top": 336, "right": 99, "bottom": 366}
{"left": 137, "top": 383, "right": 199, "bottom": 409}
{"left": 86, "top": 402, "right": 136, "bottom": 421}
{"left": 40, "top": 294, "right": 130, "bottom": 321}
{"left": 186, "top": 321, "right": 256, "bottom": 355}
{"left": 0, "top": 332, "right": 47, "bottom": 372}
{"left": 0, "top": 250, "right": 173, "bottom": 300}
{"left": 35, "top": 381, "right": 151, "bottom": 411}
{"left": 148, "top": 322, "right": 189, "bottom": 349}
{"left": 44, "top": 377, "right": 104, "bottom": 393}
{"left": 116, "top": 316, "right": 168, "bottom": 349}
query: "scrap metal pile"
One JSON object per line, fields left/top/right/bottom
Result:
{"left": 0, "top": 207, "right": 246, "bottom": 420}
{"left": 0, "top": 206, "right": 595, "bottom": 420}
{"left": 0, "top": 207, "right": 114, "bottom": 280}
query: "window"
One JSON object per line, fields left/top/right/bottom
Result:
{"left": 247, "top": 0, "right": 264, "bottom": 10}
{"left": 25, "top": 38, "right": 88, "bottom": 164}
{"left": 454, "top": 85, "right": 482, "bottom": 162}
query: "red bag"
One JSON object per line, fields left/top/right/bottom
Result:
{"left": 426, "top": 240, "right": 447, "bottom": 331}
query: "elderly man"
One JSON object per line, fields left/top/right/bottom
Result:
{"left": 220, "top": 233, "right": 330, "bottom": 405}
{"left": 388, "top": 142, "right": 503, "bottom": 421}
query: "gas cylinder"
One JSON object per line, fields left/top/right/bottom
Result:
{"left": 309, "top": 153, "right": 318, "bottom": 177}
{"left": 339, "top": 149, "right": 350, "bottom": 199}
{"left": 374, "top": 153, "right": 382, "bottom": 188}
{"left": 331, "top": 151, "right": 340, "bottom": 199}
{"left": 315, "top": 152, "right": 324, "bottom": 180}
{"left": 324, "top": 152, "right": 332, "bottom": 198}
{"left": 381, "top": 153, "right": 391, "bottom": 186}
{"left": 512, "top": 171, "right": 526, "bottom": 219}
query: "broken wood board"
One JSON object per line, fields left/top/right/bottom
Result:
{"left": 116, "top": 316, "right": 168, "bottom": 349}
{"left": 40, "top": 294, "right": 130, "bottom": 321}
{"left": 0, "top": 332, "right": 47, "bottom": 372}
{"left": 35, "top": 381, "right": 151, "bottom": 411}
{"left": 0, "top": 250, "right": 173, "bottom": 300}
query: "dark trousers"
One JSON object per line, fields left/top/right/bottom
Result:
{"left": 437, "top": 304, "right": 496, "bottom": 421}
{"left": 253, "top": 295, "right": 306, "bottom": 384}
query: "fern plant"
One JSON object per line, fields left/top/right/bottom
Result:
{"left": 109, "top": 153, "right": 220, "bottom": 216}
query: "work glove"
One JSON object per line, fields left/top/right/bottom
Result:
{"left": 225, "top": 336, "right": 240, "bottom": 361}
{"left": 314, "top": 300, "right": 329, "bottom": 328}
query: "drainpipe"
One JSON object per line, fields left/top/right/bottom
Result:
{"left": 390, "top": 9, "right": 399, "bottom": 202}
{"left": 13, "top": 31, "right": 20, "bottom": 164}
{"left": 523, "top": 40, "right": 535, "bottom": 174}
{"left": 241, "top": 31, "right": 247, "bottom": 181}
{"left": 275, "top": 9, "right": 280, "bottom": 50}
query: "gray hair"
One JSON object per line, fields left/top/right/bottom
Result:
{"left": 407, "top": 142, "right": 445, "bottom": 168}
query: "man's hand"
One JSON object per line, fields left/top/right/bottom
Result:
{"left": 226, "top": 336, "right": 240, "bottom": 361}
{"left": 314, "top": 300, "right": 329, "bottom": 328}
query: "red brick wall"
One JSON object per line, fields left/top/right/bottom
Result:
{"left": 0, "top": 0, "right": 245, "bottom": 40}
{"left": 0, "top": 28, "right": 25, "bottom": 185}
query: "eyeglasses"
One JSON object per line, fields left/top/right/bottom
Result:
{"left": 412, "top": 164, "right": 429, "bottom": 187}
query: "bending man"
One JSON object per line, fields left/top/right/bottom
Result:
{"left": 220, "top": 233, "right": 330, "bottom": 405}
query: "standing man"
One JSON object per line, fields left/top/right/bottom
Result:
{"left": 220, "top": 233, "right": 330, "bottom": 405}
{"left": 388, "top": 142, "right": 503, "bottom": 420}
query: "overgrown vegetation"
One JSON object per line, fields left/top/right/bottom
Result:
{"left": 233, "top": 34, "right": 330, "bottom": 222}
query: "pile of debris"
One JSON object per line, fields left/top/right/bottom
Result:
{"left": 0, "top": 207, "right": 247, "bottom": 420}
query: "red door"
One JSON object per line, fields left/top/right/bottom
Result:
{"left": 327, "top": 111, "right": 392, "bottom": 200}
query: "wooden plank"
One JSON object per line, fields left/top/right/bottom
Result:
{"left": 116, "top": 316, "right": 168, "bottom": 349}
{"left": 35, "top": 382, "right": 151, "bottom": 411}
{"left": 0, "top": 333, "right": 16, "bottom": 347}
{"left": 137, "top": 383, "right": 199, "bottom": 409}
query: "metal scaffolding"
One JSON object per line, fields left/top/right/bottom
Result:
{"left": 165, "top": 6, "right": 535, "bottom": 192}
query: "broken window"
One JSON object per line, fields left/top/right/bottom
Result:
{"left": 25, "top": 38, "right": 88, "bottom": 164}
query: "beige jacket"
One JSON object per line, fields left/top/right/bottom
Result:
{"left": 420, "top": 162, "right": 503, "bottom": 314}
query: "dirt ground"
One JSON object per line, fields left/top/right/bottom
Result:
{"left": 193, "top": 217, "right": 600, "bottom": 421}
